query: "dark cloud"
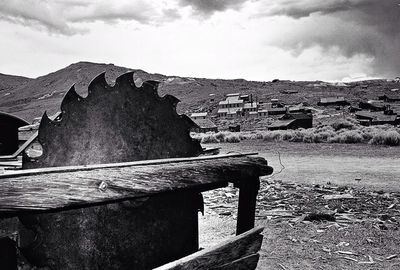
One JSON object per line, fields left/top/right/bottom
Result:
{"left": 265, "top": 0, "right": 400, "bottom": 77}
{"left": 0, "top": 1, "right": 181, "bottom": 35}
{"left": 0, "top": 1, "right": 74, "bottom": 35}
{"left": 179, "top": 0, "right": 248, "bottom": 16}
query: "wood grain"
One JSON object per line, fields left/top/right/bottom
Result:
{"left": 212, "top": 254, "right": 260, "bottom": 270}
{"left": 0, "top": 156, "right": 272, "bottom": 216}
{"left": 154, "top": 227, "right": 264, "bottom": 270}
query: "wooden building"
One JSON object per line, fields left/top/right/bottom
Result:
{"left": 0, "top": 112, "right": 28, "bottom": 155}
{"left": 191, "top": 119, "right": 218, "bottom": 133}
{"left": 190, "top": 112, "right": 208, "bottom": 120}
{"left": 318, "top": 97, "right": 349, "bottom": 106}
{"left": 378, "top": 94, "right": 400, "bottom": 103}
{"left": 268, "top": 112, "right": 313, "bottom": 130}
{"left": 355, "top": 111, "right": 399, "bottom": 126}
{"left": 267, "top": 107, "right": 287, "bottom": 115}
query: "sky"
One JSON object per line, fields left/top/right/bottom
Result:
{"left": 0, "top": 0, "right": 399, "bottom": 81}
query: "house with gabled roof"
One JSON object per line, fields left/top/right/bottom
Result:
{"left": 318, "top": 97, "right": 349, "bottom": 106}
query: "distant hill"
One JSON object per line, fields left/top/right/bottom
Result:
{"left": 0, "top": 73, "right": 32, "bottom": 93}
{"left": 0, "top": 61, "right": 399, "bottom": 122}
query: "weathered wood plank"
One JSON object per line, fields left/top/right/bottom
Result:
{"left": 153, "top": 227, "right": 264, "bottom": 270}
{"left": 1, "top": 152, "right": 258, "bottom": 178}
{"left": 212, "top": 254, "right": 260, "bottom": 270}
{"left": 0, "top": 156, "right": 272, "bottom": 216}
{"left": 236, "top": 177, "right": 260, "bottom": 235}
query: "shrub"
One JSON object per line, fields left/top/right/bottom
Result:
{"left": 224, "top": 134, "right": 241, "bottom": 143}
{"left": 200, "top": 134, "right": 219, "bottom": 143}
{"left": 331, "top": 119, "right": 355, "bottom": 131}
{"left": 338, "top": 130, "right": 363, "bottom": 143}
{"left": 369, "top": 130, "right": 400, "bottom": 146}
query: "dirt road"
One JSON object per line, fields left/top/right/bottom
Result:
{"left": 207, "top": 141, "right": 400, "bottom": 191}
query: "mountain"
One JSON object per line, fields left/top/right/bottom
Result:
{"left": 0, "top": 61, "right": 399, "bottom": 123}
{"left": 0, "top": 73, "right": 32, "bottom": 93}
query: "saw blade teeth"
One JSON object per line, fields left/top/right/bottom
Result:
{"left": 88, "top": 72, "right": 108, "bottom": 97}
{"left": 61, "top": 85, "right": 83, "bottom": 113}
{"left": 115, "top": 71, "right": 135, "bottom": 88}
{"left": 38, "top": 111, "right": 52, "bottom": 144}
{"left": 141, "top": 80, "right": 161, "bottom": 99}
{"left": 141, "top": 80, "right": 160, "bottom": 90}
{"left": 181, "top": 114, "right": 197, "bottom": 129}
{"left": 163, "top": 94, "right": 180, "bottom": 108}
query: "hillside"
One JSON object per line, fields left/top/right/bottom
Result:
{"left": 0, "top": 61, "right": 399, "bottom": 123}
{"left": 0, "top": 73, "right": 32, "bottom": 93}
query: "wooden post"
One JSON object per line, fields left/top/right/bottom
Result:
{"left": 236, "top": 177, "right": 260, "bottom": 235}
{"left": 0, "top": 237, "right": 17, "bottom": 270}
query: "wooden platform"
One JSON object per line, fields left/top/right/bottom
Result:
{"left": 0, "top": 153, "right": 272, "bottom": 217}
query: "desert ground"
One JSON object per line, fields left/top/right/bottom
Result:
{"left": 199, "top": 141, "right": 400, "bottom": 270}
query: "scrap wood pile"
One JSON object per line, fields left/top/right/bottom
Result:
{"left": 203, "top": 179, "right": 400, "bottom": 229}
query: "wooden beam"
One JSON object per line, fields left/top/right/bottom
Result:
{"left": 0, "top": 156, "right": 272, "bottom": 216}
{"left": 1, "top": 152, "right": 259, "bottom": 178}
{"left": 212, "top": 254, "right": 260, "bottom": 270}
{"left": 236, "top": 177, "right": 260, "bottom": 235}
{"left": 0, "top": 131, "right": 38, "bottom": 161}
{"left": 153, "top": 227, "right": 264, "bottom": 270}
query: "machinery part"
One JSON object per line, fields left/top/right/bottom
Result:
{"left": 23, "top": 72, "right": 202, "bottom": 168}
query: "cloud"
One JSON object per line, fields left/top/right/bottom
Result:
{"left": 0, "top": 0, "right": 181, "bottom": 35}
{"left": 178, "top": 0, "right": 249, "bottom": 16}
{"left": 0, "top": 0, "right": 74, "bottom": 35}
{"left": 263, "top": 0, "right": 400, "bottom": 78}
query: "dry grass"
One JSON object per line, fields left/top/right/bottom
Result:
{"left": 193, "top": 119, "right": 400, "bottom": 146}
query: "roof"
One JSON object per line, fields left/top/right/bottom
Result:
{"left": 280, "top": 90, "right": 298, "bottom": 94}
{"left": 374, "top": 114, "right": 398, "bottom": 122}
{"left": 0, "top": 111, "right": 29, "bottom": 127}
{"left": 268, "top": 119, "right": 296, "bottom": 128}
{"left": 268, "top": 107, "right": 287, "bottom": 112}
{"left": 355, "top": 111, "right": 378, "bottom": 119}
{"left": 356, "top": 111, "right": 398, "bottom": 122}
{"left": 192, "top": 119, "right": 217, "bottom": 129}
{"left": 281, "top": 112, "right": 312, "bottom": 120}
{"left": 379, "top": 94, "right": 400, "bottom": 100}
{"left": 226, "top": 93, "right": 240, "bottom": 97}
{"left": 190, "top": 112, "right": 207, "bottom": 118}
{"left": 319, "top": 97, "right": 346, "bottom": 103}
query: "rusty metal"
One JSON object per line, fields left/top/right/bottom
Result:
{"left": 11, "top": 72, "right": 206, "bottom": 269}
{"left": 23, "top": 72, "right": 202, "bottom": 168}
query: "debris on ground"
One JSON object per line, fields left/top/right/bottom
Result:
{"left": 203, "top": 179, "right": 400, "bottom": 230}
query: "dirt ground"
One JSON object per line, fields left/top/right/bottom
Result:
{"left": 200, "top": 141, "right": 400, "bottom": 269}
{"left": 207, "top": 141, "right": 400, "bottom": 191}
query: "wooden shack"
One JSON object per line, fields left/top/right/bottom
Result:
{"left": 191, "top": 118, "right": 218, "bottom": 133}
{"left": 269, "top": 112, "right": 313, "bottom": 130}
{"left": 318, "top": 97, "right": 349, "bottom": 106}
{"left": 0, "top": 112, "right": 28, "bottom": 155}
